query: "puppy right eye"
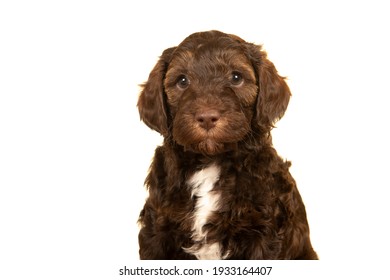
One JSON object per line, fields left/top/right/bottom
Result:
{"left": 231, "top": 71, "right": 244, "bottom": 86}
{"left": 176, "top": 75, "right": 190, "bottom": 89}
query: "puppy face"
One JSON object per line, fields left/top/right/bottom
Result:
{"left": 138, "top": 31, "right": 290, "bottom": 155}
{"left": 164, "top": 35, "right": 258, "bottom": 155}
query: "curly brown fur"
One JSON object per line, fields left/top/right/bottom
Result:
{"left": 137, "top": 30, "right": 317, "bottom": 260}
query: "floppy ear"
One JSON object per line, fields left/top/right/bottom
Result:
{"left": 137, "top": 47, "right": 176, "bottom": 136}
{"left": 248, "top": 45, "right": 291, "bottom": 128}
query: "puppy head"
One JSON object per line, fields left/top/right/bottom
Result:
{"left": 138, "top": 30, "right": 290, "bottom": 155}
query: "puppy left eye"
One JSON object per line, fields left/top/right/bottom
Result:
{"left": 231, "top": 71, "right": 244, "bottom": 86}
{"left": 176, "top": 75, "right": 190, "bottom": 89}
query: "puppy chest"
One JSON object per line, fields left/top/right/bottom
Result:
{"left": 188, "top": 164, "right": 221, "bottom": 233}
{"left": 187, "top": 164, "right": 224, "bottom": 259}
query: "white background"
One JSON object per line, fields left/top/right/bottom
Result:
{"left": 1, "top": 0, "right": 389, "bottom": 279}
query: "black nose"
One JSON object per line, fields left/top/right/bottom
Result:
{"left": 195, "top": 110, "right": 220, "bottom": 130}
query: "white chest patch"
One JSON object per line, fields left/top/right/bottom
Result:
{"left": 184, "top": 164, "right": 226, "bottom": 260}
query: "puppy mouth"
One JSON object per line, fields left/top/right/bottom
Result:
{"left": 174, "top": 126, "right": 246, "bottom": 155}
{"left": 172, "top": 110, "right": 251, "bottom": 155}
{"left": 191, "top": 138, "right": 229, "bottom": 155}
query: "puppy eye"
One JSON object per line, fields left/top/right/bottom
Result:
{"left": 231, "top": 71, "right": 243, "bottom": 86}
{"left": 176, "top": 75, "right": 189, "bottom": 89}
